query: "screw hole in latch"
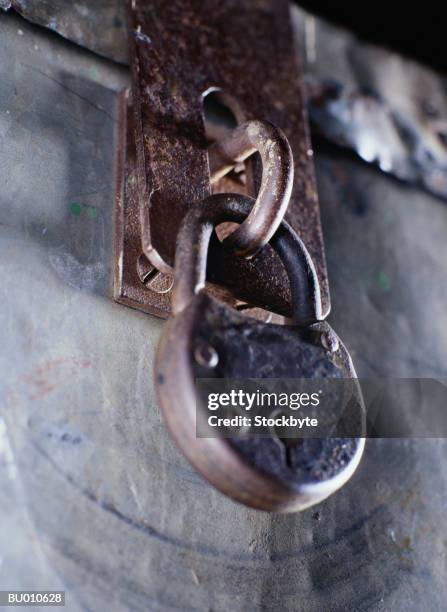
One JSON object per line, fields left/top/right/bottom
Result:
{"left": 137, "top": 253, "right": 173, "bottom": 294}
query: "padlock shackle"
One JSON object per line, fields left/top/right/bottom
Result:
{"left": 271, "top": 219, "right": 323, "bottom": 325}
{"left": 172, "top": 193, "right": 322, "bottom": 325}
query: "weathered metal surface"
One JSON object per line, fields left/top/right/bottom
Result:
{"left": 114, "top": 89, "right": 173, "bottom": 317}
{"left": 207, "top": 120, "right": 294, "bottom": 257}
{"left": 5, "top": 0, "right": 447, "bottom": 203}
{"left": 155, "top": 194, "right": 364, "bottom": 511}
{"left": 156, "top": 292, "right": 364, "bottom": 511}
{"left": 307, "top": 78, "right": 447, "bottom": 200}
{"left": 115, "top": 93, "right": 298, "bottom": 318}
{"left": 170, "top": 194, "right": 322, "bottom": 324}
{"left": 0, "top": 0, "right": 128, "bottom": 64}
{"left": 115, "top": 116, "right": 295, "bottom": 317}
{"left": 2, "top": 7, "right": 447, "bottom": 612}
{"left": 295, "top": 10, "right": 447, "bottom": 200}
{"left": 125, "top": 0, "right": 329, "bottom": 318}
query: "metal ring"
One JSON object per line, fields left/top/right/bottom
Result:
{"left": 172, "top": 193, "right": 322, "bottom": 325}
{"left": 207, "top": 120, "right": 294, "bottom": 257}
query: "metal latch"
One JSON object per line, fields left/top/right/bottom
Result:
{"left": 114, "top": 0, "right": 329, "bottom": 319}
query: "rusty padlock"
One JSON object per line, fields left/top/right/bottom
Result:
{"left": 155, "top": 193, "right": 365, "bottom": 512}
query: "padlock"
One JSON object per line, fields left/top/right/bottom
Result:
{"left": 154, "top": 193, "right": 365, "bottom": 512}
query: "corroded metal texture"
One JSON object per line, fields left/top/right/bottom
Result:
{"left": 0, "top": 0, "right": 128, "bottom": 64}
{"left": 307, "top": 78, "right": 447, "bottom": 200}
{"left": 208, "top": 120, "right": 294, "bottom": 257}
{"left": 155, "top": 196, "right": 364, "bottom": 511}
{"left": 156, "top": 293, "right": 364, "bottom": 511}
{"left": 5, "top": 0, "right": 447, "bottom": 205}
{"left": 294, "top": 10, "right": 447, "bottom": 201}
{"left": 3, "top": 9, "right": 447, "bottom": 611}
{"left": 124, "top": 0, "right": 329, "bottom": 317}
{"left": 114, "top": 90, "right": 173, "bottom": 316}
{"left": 171, "top": 194, "right": 322, "bottom": 325}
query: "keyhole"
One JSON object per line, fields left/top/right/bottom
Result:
{"left": 270, "top": 411, "right": 303, "bottom": 471}
{"left": 280, "top": 438, "right": 303, "bottom": 470}
{"left": 284, "top": 442, "right": 294, "bottom": 469}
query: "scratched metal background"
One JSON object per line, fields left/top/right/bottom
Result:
{"left": 0, "top": 4, "right": 446, "bottom": 611}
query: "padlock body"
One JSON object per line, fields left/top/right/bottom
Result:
{"left": 155, "top": 293, "right": 365, "bottom": 512}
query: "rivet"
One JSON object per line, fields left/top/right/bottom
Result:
{"left": 194, "top": 343, "right": 219, "bottom": 368}
{"left": 321, "top": 330, "right": 339, "bottom": 353}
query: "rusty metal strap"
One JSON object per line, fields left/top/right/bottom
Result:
{"left": 115, "top": 0, "right": 329, "bottom": 318}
